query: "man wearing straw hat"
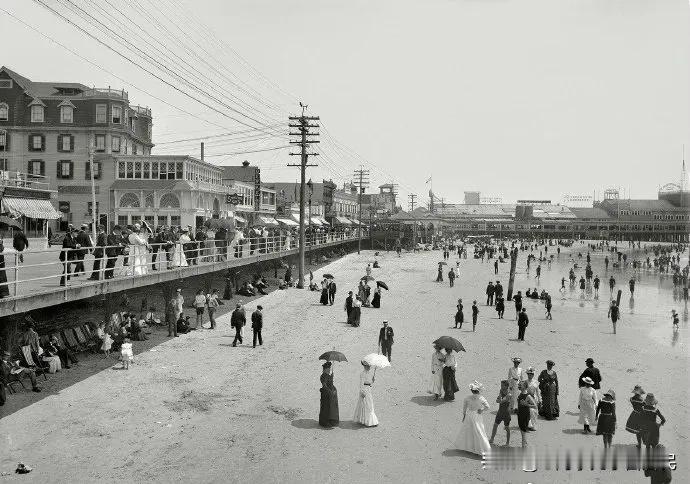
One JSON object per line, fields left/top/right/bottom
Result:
{"left": 507, "top": 357, "right": 525, "bottom": 412}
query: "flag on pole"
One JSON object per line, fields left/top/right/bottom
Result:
{"left": 425, "top": 176, "right": 432, "bottom": 184}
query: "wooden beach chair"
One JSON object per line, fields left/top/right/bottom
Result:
{"left": 61, "top": 329, "right": 83, "bottom": 353}
{"left": 75, "top": 325, "right": 98, "bottom": 353}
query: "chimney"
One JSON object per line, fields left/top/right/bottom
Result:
{"left": 200, "top": 142, "right": 204, "bottom": 161}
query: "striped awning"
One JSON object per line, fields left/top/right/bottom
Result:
{"left": 349, "top": 218, "right": 363, "bottom": 226}
{"left": 234, "top": 215, "right": 247, "bottom": 224}
{"left": 318, "top": 217, "right": 330, "bottom": 226}
{"left": 333, "top": 217, "right": 352, "bottom": 225}
{"left": 276, "top": 218, "right": 298, "bottom": 226}
{"left": 2, "top": 197, "right": 61, "bottom": 220}
{"left": 289, "top": 212, "right": 301, "bottom": 223}
{"left": 310, "top": 217, "right": 323, "bottom": 226}
{"left": 255, "top": 215, "right": 279, "bottom": 226}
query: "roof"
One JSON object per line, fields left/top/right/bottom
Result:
{"left": 1, "top": 66, "right": 90, "bottom": 97}
{"left": 600, "top": 198, "right": 686, "bottom": 211}
{"left": 569, "top": 207, "right": 611, "bottom": 219}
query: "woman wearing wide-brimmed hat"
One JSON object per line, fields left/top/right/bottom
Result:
{"left": 525, "top": 367, "right": 540, "bottom": 430}
{"left": 596, "top": 389, "right": 617, "bottom": 448}
{"left": 625, "top": 385, "right": 646, "bottom": 448}
{"left": 507, "top": 357, "right": 525, "bottom": 412}
{"left": 353, "top": 361, "right": 378, "bottom": 427}
{"left": 319, "top": 362, "right": 339, "bottom": 427}
{"left": 427, "top": 344, "right": 445, "bottom": 400}
{"left": 538, "top": 360, "right": 559, "bottom": 420}
{"left": 578, "top": 376, "right": 597, "bottom": 434}
{"left": 454, "top": 381, "right": 491, "bottom": 456}
{"left": 639, "top": 393, "right": 666, "bottom": 450}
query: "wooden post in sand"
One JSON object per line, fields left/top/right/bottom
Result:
{"left": 506, "top": 247, "right": 518, "bottom": 301}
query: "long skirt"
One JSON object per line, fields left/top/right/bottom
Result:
{"left": 625, "top": 410, "right": 643, "bottom": 434}
{"left": 539, "top": 385, "right": 560, "bottom": 419}
{"left": 372, "top": 293, "right": 381, "bottom": 308}
{"left": 349, "top": 307, "right": 361, "bottom": 326}
{"left": 171, "top": 244, "right": 188, "bottom": 268}
{"left": 428, "top": 370, "right": 443, "bottom": 397}
{"left": 353, "top": 386, "right": 378, "bottom": 426}
{"left": 442, "top": 367, "right": 459, "bottom": 401}
{"left": 454, "top": 410, "right": 491, "bottom": 456}
{"left": 319, "top": 387, "right": 339, "bottom": 427}
{"left": 320, "top": 289, "right": 329, "bottom": 305}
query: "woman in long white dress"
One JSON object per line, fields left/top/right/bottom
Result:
{"left": 454, "top": 381, "right": 491, "bottom": 456}
{"left": 525, "top": 367, "right": 541, "bottom": 430}
{"left": 172, "top": 228, "right": 189, "bottom": 268}
{"left": 128, "top": 225, "right": 151, "bottom": 276}
{"left": 427, "top": 344, "right": 445, "bottom": 400}
{"left": 578, "top": 376, "right": 597, "bottom": 433}
{"left": 353, "top": 361, "right": 378, "bottom": 427}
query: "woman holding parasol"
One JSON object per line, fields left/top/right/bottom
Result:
{"left": 318, "top": 351, "right": 345, "bottom": 428}
{"left": 353, "top": 354, "right": 389, "bottom": 427}
{"left": 434, "top": 336, "right": 464, "bottom": 401}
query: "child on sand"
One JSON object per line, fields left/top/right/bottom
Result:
{"left": 120, "top": 338, "right": 133, "bottom": 370}
{"left": 489, "top": 380, "right": 511, "bottom": 446}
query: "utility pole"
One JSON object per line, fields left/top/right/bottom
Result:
{"left": 408, "top": 193, "right": 417, "bottom": 248}
{"left": 353, "top": 166, "right": 370, "bottom": 254}
{"left": 288, "top": 104, "right": 319, "bottom": 289}
{"left": 88, "top": 140, "right": 98, "bottom": 232}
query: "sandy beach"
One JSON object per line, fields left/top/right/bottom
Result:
{"left": 1, "top": 244, "right": 687, "bottom": 484}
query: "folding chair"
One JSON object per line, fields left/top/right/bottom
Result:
{"left": 74, "top": 326, "right": 98, "bottom": 353}
{"left": 5, "top": 378, "right": 26, "bottom": 393}
{"left": 61, "top": 329, "right": 83, "bottom": 353}
{"left": 20, "top": 345, "right": 48, "bottom": 380}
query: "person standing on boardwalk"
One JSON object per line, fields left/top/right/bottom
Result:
{"left": 12, "top": 227, "right": 29, "bottom": 264}
{"left": 251, "top": 305, "right": 263, "bottom": 348}
{"left": 378, "top": 321, "right": 394, "bottom": 362}
{"left": 517, "top": 308, "right": 529, "bottom": 341}
{"left": 486, "top": 282, "right": 495, "bottom": 306}
{"left": 59, "top": 226, "right": 79, "bottom": 286}
{"left": 88, "top": 225, "right": 107, "bottom": 280}
{"left": 608, "top": 300, "right": 620, "bottom": 334}
{"left": 579, "top": 358, "right": 602, "bottom": 404}
{"left": 73, "top": 224, "right": 92, "bottom": 276}
{"left": 328, "top": 278, "right": 337, "bottom": 305}
{"left": 231, "top": 303, "right": 246, "bottom": 346}
{"left": 471, "top": 301, "right": 479, "bottom": 331}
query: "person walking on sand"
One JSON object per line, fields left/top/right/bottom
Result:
{"left": 328, "top": 278, "right": 337, "bottom": 305}
{"left": 609, "top": 276, "right": 616, "bottom": 294}
{"left": 494, "top": 259, "right": 499, "bottom": 275}
{"left": 578, "top": 377, "right": 597, "bottom": 434}
{"left": 517, "top": 380, "right": 538, "bottom": 447}
{"left": 535, "top": 265, "right": 541, "bottom": 282}
{"left": 353, "top": 361, "right": 378, "bottom": 427}
{"left": 639, "top": 393, "right": 666, "bottom": 452}
{"left": 525, "top": 367, "right": 540, "bottom": 430}
{"left": 319, "top": 362, "right": 339, "bottom": 427}
{"left": 471, "top": 301, "right": 479, "bottom": 332}
{"left": 579, "top": 358, "right": 602, "bottom": 405}
{"left": 230, "top": 303, "right": 246, "bottom": 347}
{"left": 344, "top": 291, "right": 353, "bottom": 322}
{"left": 448, "top": 267, "right": 456, "bottom": 287}
{"left": 545, "top": 293, "right": 553, "bottom": 320}
{"left": 436, "top": 262, "right": 444, "bottom": 282}
{"left": 538, "top": 360, "right": 559, "bottom": 420}
{"left": 455, "top": 299, "right": 464, "bottom": 329}
{"left": 508, "top": 357, "right": 525, "bottom": 412}
{"left": 513, "top": 291, "right": 523, "bottom": 320}
{"left": 517, "top": 308, "right": 529, "bottom": 341}
{"left": 442, "top": 348, "right": 459, "bottom": 401}
{"left": 625, "top": 385, "right": 646, "bottom": 448}
{"left": 596, "top": 389, "right": 617, "bottom": 449}
{"left": 486, "top": 282, "right": 495, "bottom": 306}
{"left": 489, "top": 379, "right": 512, "bottom": 446}
{"left": 495, "top": 296, "right": 505, "bottom": 319}
{"left": 593, "top": 276, "right": 600, "bottom": 298}
{"left": 454, "top": 381, "right": 491, "bottom": 456}
{"left": 428, "top": 344, "right": 445, "bottom": 400}
{"left": 251, "top": 305, "right": 263, "bottom": 348}
{"left": 608, "top": 300, "right": 620, "bottom": 334}
{"left": 378, "top": 321, "right": 394, "bottom": 362}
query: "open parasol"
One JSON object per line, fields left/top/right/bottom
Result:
{"left": 318, "top": 351, "right": 348, "bottom": 362}
{"left": 323, "top": 273, "right": 335, "bottom": 279}
{"left": 376, "top": 281, "right": 389, "bottom": 290}
{"left": 433, "top": 336, "right": 466, "bottom": 352}
{"left": 438, "top": 261, "right": 448, "bottom": 265}
{"left": 141, "top": 220, "right": 153, "bottom": 234}
{"left": 361, "top": 353, "right": 391, "bottom": 369}
{"left": 361, "top": 275, "right": 375, "bottom": 282}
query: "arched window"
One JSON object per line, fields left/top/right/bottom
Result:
{"left": 159, "top": 193, "right": 180, "bottom": 208}
{"left": 0, "top": 103, "right": 8, "bottom": 121}
{"left": 119, "top": 192, "right": 140, "bottom": 208}
{"left": 144, "top": 191, "right": 154, "bottom": 208}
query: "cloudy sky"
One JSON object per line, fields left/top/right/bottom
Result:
{"left": 2, "top": 0, "right": 688, "bottom": 205}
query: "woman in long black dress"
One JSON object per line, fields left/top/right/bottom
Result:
{"left": 442, "top": 348, "right": 459, "bottom": 401}
{"left": 596, "top": 389, "right": 617, "bottom": 449}
{"left": 319, "top": 279, "right": 329, "bottom": 305}
{"left": 371, "top": 287, "right": 381, "bottom": 308}
{"left": 0, "top": 240, "right": 9, "bottom": 299}
{"left": 319, "top": 362, "right": 339, "bottom": 427}
{"left": 454, "top": 299, "right": 464, "bottom": 329}
{"left": 538, "top": 360, "right": 559, "bottom": 420}
{"left": 349, "top": 296, "right": 362, "bottom": 327}
{"left": 625, "top": 385, "right": 645, "bottom": 448}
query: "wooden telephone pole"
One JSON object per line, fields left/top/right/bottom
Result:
{"left": 353, "top": 167, "right": 370, "bottom": 254}
{"left": 288, "top": 104, "right": 319, "bottom": 289}
{"left": 408, "top": 193, "right": 417, "bottom": 248}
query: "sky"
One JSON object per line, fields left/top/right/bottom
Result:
{"left": 2, "top": 0, "right": 689, "bottom": 206}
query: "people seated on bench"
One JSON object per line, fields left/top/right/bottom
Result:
{"left": 1, "top": 350, "right": 41, "bottom": 392}
{"left": 45, "top": 335, "right": 78, "bottom": 369}
{"left": 252, "top": 276, "right": 268, "bottom": 295}
{"left": 237, "top": 282, "right": 256, "bottom": 297}
{"left": 128, "top": 314, "right": 148, "bottom": 341}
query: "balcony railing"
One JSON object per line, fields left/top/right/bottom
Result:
{"left": 81, "top": 87, "right": 128, "bottom": 100}
{"left": 0, "top": 171, "right": 51, "bottom": 190}
{"left": 131, "top": 105, "right": 152, "bottom": 116}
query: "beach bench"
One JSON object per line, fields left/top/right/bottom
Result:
{"left": 73, "top": 326, "right": 98, "bottom": 353}
{"left": 61, "top": 328, "right": 83, "bottom": 353}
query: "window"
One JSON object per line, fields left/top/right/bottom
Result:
{"left": 29, "top": 134, "right": 44, "bottom": 152}
{"left": 170, "top": 215, "right": 181, "bottom": 227}
{"left": 0, "top": 103, "right": 8, "bottom": 121}
{"left": 29, "top": 159, "right": 44, "bottom": 176}
{"left": 95, "top": 134, "right": 106, "bottom": 152}
{"left": 126, "top": 162, "right": 133, "bottom": 179}
{"left": 112, "top": 105, "right": 122, "bottom": 124}
{"left": 134, "top": 162, "right": 142, "bottom": 179}
{"left": 30, "top": 105, "right": 44, "bottom": 122}
{"left": 119, "top": 192, "right": 140, "bottom": 208}
{"left": 96, "top": 104, "right": 107, "bottom": 123}
{"left": 159, "top": 193, "right": 180, "bottom": 208}
{"left": 0, "top": 130, "right": 6, "bottom": 151}
{"left": 85, "top": 161, "right": 101, "bottom": 180}
{"left": 176, "top": 162, "right": 183, "bottom": 179}
{"left": 144, "top": 192, "right": 154, "bottom": 208}
{"left": 151, "top": 161, "right": 159, "bottom": 179}
{"left": 87, "top": 201, "right": 100, "bottom": 215}
{"left": 144, "top": 215, "right": 154, "bottom": 227}
{"left": 112, "top": 136, "right": 121, "bottom": 153}
{"left": 58, "top": 134, "right": 73, "bottom": 152}
{"left": 0, "top": 158, "right": 8, "bottom": 170}
{"left": 157, "top": 215, "right": 167, "bottom": 227}
{"left": 143, "top": 161, "right": 150, "bottom": 178}
{"left": 130, "top": 117, "right": 136, "bottom": 132}
{"left": 60, "top": 106, "right": 73, "bottom": 123}
{"left": 118, "top": 162, "right": 125, "bottom": 178}
{"left": 57, "top": 160, "right": 73, "bottom": 179}
{"left": 0, "top": 80, "right": 13, "bottom": 88}
{"left": 118, "top": 215, "right": 128, "bottom": 227}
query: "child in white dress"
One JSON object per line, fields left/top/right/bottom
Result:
{"left": 120, "top": 338, "right": 133, "bottom": 370}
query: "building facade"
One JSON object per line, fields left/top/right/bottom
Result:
{"left": 0, "top": 67, "right": 153, "bottom": 229}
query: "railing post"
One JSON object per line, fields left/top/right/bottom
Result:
{"left": 13, "top": 251, "right": 19, "bottom": 296}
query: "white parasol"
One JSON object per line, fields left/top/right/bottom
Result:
{"left": 362, "top": 353, "right": 391, "bottom": 369}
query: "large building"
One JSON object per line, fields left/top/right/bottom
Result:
{"left": 0, "top": 67, "right": 153, "bottom": 229}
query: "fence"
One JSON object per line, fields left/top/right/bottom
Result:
{"left": 0, "top": 231, "right": 363, "bottom": 298}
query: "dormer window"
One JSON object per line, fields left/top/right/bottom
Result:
{"left": 60, "top": 105, "right": 74, "bottom": 123}
{"left": 30, "top": 104, "right": 44, "bottom": 123}
{"left": 0, "top": 103, "right": 8, "bottom": 121}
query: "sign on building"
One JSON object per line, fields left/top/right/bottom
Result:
{"left": 562, "top": 194, "right": 593, "bottom": 207}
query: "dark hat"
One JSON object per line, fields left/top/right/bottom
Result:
{"left": 236, "top": 304, "right": 241, "bottom": 308}
{"left": 257, "top": 305, "right": 263, "bottom": 310}
{"left": 113, "top": 225, "right": 122, "bottom": 231}
{"left": 546, "top": 359, "right": 555, "bottom": 366}
{"left": 322, "top": 361, "right": 332, "bottom": 369}
{"left": 585, "top": 358, "right": 594, "bottom": 364}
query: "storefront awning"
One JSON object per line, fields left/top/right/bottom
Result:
{"left": 310, "top": 217, "right": 323, "bottom": 226}
{"left": 289, "top": 212, "right": 301, "bottom": 223}
{"left": 276, "top": 218, "right": 298, "bottom": 227}
{"left": 2, "top": 197, "right": 61, "bottom": 220}
{"left": 318, "top": 217, "right": 330, "bottom": 226}
{"left": 333, "top": 217, "right": 352, "bottom": 225}
{"left": 348, "top": 218, "right": 364, "bottom": 226}
{"left": 254, "top": 215, "right": 279, "bottom": 226}
{"left": 234, "top": 215, "right": 247, "bottom": 224}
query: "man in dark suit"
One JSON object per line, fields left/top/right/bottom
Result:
{"left": 378, "top": 321, "right": 394, "bottom": 362}
{"left": 578, "top": 358, "right": 602, "bottom": 401}
{"left": 12, "top": 228, "right": 29, "bottom": 263}
{"left": 104, "top": 226, "right": 123, "bottom": 279}
{"left": 89, "top": 225, "right": 107, "bottom": 280}
{"left": 231, "top": 303, "right": 246, "bottom": 347}
{"left": 328, "top": 279, "right": 337, "bottom": 305}
{"left": 517, "top": 308, "right": 529, "bottom": 341}
{"left": 74, "top": 224, "right": 92, "bottom": 276}
{"left": 151, "top": 227, "right": 163, "bottom": 271}
{"left": 251, "top": 305, "right": 263, "bottom": 348}
{"left": 59, "top": 226, "right": 79, "bottom": 286}
{"left": 344, "top": 291, "right": 353, "bottom": 319}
